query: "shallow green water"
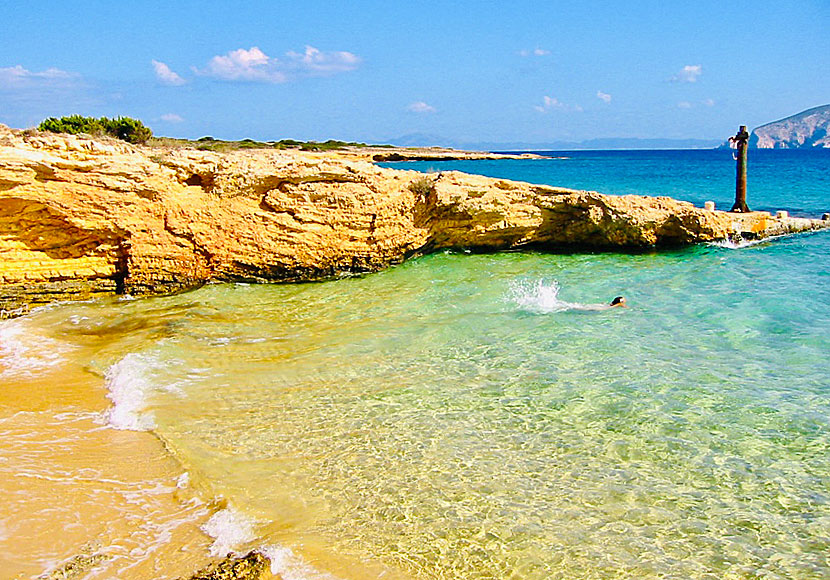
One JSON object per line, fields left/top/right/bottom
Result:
{"left": 14, "top": 232, "right": 830, "bottom": 579}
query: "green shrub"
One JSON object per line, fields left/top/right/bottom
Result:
{"left": 38, "top": 115, "right": 153, "bottom": 144}
{"left": 408, "top": 176, "right": 436, "bottom": 197}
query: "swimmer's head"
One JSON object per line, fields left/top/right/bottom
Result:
{"left": 610, "top": 296, "right": 626, "bottom": 307}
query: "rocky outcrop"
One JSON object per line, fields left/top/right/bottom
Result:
{"left": 1, "top": 125, "right": 827, "bottom": 313}
{"left": 750, "top": 104, "right": 830, "bottom": 148}
{"left": 185, "top": 552, "right": 272, "bottom": 580}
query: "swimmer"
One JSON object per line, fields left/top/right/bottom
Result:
{"left": 609, "top": 296, "right": 627, "bottom": 308}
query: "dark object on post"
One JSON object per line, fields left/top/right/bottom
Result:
{"left": 729, "top": 125, "right": 750, "bottom": 212}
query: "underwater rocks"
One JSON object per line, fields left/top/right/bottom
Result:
{"left": 185, "top": 551, "right": 271, "bottom": 580}
{"left": 1, "top": 124, "right": 827, "bottom": 313}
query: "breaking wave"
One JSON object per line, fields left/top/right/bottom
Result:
{"left": 103, "top": 352, "right": 159, "bottom": 431}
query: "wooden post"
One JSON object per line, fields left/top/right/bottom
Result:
{"left": 730, "top": 125, "right": 750, "bottom": 212}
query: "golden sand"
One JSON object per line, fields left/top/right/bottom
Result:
{"left": 0, "top": 344, "right": 215, "bottom": 579}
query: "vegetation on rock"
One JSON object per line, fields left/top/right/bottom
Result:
{"left": 150, "top": 135, "right": 386, "bottom": 152}
{"left": 408, "top": 176, "right": 436, "bottom": 196}
{"left": 38, "top": 115, "right": 153, "bottom": 144}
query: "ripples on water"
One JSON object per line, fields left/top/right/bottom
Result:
{"left": 6, "top": 231, "right": 824, "bottom": 579}
{"left": 3, "top": 149, "right": 830, "bottom": 579}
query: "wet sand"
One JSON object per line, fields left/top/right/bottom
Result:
{"left": 0, "top": 341, "right": 216, "bottom": 579}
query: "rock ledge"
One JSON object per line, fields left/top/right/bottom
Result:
{"left": 1, "top": 125, "right": 827, "bottom": 313}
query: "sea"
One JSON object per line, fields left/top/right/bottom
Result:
{"left": 2, "top": 149, "right": 829, "bottom": 579}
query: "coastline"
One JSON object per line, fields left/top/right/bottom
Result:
{"left": 2, "top": 124, "right": 827, "bottom": 317}
{"left": 0, "top": 311, "right": 218, "bottom": 579}
{"left": 4, "top": 127, "right": 826, "bottom": 577}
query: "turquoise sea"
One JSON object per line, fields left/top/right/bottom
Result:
{"left": 3, "top": 150, "right": 830, "bottom": 579}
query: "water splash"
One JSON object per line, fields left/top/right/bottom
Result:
{"left": 201, "top": 507, "right": 257, "bottom": 558}
{"left": 259, "top": 545, "right": 340, "bottom": 580}
{"left": 103, "top": 353, "right": 158, "bottom": 431}
{"left": 507, "top": 279, "right": 609, "bottom": 313}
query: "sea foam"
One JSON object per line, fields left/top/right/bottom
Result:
{"left": 260, "top": 544, "right": 340, "bottom": 580}
{"left": 201, "top": 507, "right": 258, "bottom": 557}
{"left": 202, "top": 507, "right": 340, "bottom": 579}
{"left": 103, "top": 352, "right": 158, "bottom": 431}
{"left": 0, "top": 318, "right": 69, "bottom": 378}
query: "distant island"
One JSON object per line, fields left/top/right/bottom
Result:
{"left": 748, "top": 104, "right": 830, "bottom": 148}
{"left": 390, "top": 134, "right": 723, "bottom": 151}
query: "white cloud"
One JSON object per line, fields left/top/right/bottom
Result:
{"left": 672, "top": 64, "right": 702, "bottom": 83}
{"left": 0, "top": 65, "right": 79, "bottom": 90}
{"left": 152, "top": 60, "right": 186, "bottom": 86}
{"left": 520, "top": 48, "right": 550, "bottom": 57}
{"left": 535, "top": 95, "right": 582, "bottom": 113}
{"left": 284, "top": 45, "right": 361, "bottom": 74}
{"left": 160, "top": 113, "right": 184, "bottom": 123}
{"left": 596, "top": 90, "right": 612, "bottom": 104}
{"left": 407, "top": 101, "right": 437, "bottom": 114}
{"left": 703, "top": 98, "right": 715, "bottom": 107}
{"left": 677, "top": 101, "right": 693, "bottom": 109}
{"left": 195, "top": 45, "right": 360, "bottom": 83}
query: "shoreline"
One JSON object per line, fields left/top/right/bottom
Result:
{"left": 2, "top": 125, "right": 828, "bottom": 317}
{"left": 0, "top": 312, "right": 218, "bottom": 579}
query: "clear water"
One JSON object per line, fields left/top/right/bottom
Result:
{"left": 4, "top": 151, "right": 830, "bottom": 579}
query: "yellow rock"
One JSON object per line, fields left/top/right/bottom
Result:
{"left": 1, "top": 124, "right": 827, "bottom": 312}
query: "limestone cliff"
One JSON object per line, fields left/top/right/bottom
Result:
{"left": 750, "top": 104, "right": 830, "bottom": 148}
{"left": 1, "top": 125, "right": 826, "bottom": 313}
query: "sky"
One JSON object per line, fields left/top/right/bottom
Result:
{"left": 1, "top": 1, "right": 828, "bottom": 146}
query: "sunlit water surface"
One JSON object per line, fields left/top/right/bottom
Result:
{"left": 3, "top": 150, "right": 830, "bottom": 579}
{"left": 8, "top": 235, "right": 830, "bottom": 579}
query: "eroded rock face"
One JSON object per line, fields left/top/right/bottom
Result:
{"left": 1, "top": 125, "right": 826, "bottom": 312}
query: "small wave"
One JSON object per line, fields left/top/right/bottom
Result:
{"left": 708, "top": 237, "right": 769, "bottom": 249}
{"left": 202, "top": 507, "right": 258, "bottom": 558}
{"left": 202, "top": 507, "right": 341, "bottom": 579}
{"left": 103, "top": 353, "right": 158, "bottom": 431}
{"left": 260, "top": 544, "right": 341, "bottom": 580}
{"left": 507, "top": 279, "right": 608, "bottom": 313}
{"left": 0, "top": 318, "right": 70, "bottom": 378}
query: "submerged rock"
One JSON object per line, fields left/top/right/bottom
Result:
{"left": 185, "top": 552, "right": 271, "bottom": 580}
{"left": 1, "top": 124, "right": 827, "bottom": 313}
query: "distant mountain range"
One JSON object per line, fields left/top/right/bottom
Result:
{"left": 388, "top": 133, "right": 722, "bottom": 151}
{"left": 749, "top": 104, "right": 830, "bottom": 148}
{"left": 391, "top": 104, "right": 830, "bottom": 151}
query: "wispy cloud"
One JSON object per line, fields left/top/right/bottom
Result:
{"left": 677, "top": 101, "right": 693, "bottom": 109}
{"left": 285, "top": 46, "right": 361, "bottom": 74}
{"left": 671, "top": 64, "right": 702, "bottom": 83}
{"left": 0, "top": 65, "right": 80, "bottom": 91}
{"left": 195, "top": 46, "right": 360, "bottom": 83}
{"left": 534, "top": 95, "right": 582, "bottom": 113}
{"left": 519, "top": 48, "right": 550, "bottom": 57}
{"left": 596, "top": 90, "right": 612, "bottom": 104}
{"left": 152, "top": 60, "right": 186, "bottom": 86}
{"left": 703, "top": 98, "right": 715, "bottom": 107}
{"left": 160, "top": 113, "right": 184, "bottom": 123}
{"left": 407, "top": 101, "right": 437, "bottom": 114}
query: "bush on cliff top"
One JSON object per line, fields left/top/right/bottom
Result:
{"left": 38, "top": 115, "right": 153, "bottom": 144}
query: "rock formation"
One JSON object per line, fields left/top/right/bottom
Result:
{"left": 1, "top": 125, "right": 827, "bottom": 313}
{"left": 750, "top": 104, "right": 830, "bottom": 148}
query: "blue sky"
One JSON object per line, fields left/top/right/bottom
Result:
{"left": 1, "top": 1, "right": 828, "bottom": 145}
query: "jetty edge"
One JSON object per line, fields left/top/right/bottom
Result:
{"left": 1, "top": 124, "right": 828, "bottom": 316}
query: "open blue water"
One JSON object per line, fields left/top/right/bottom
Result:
{"left": 4, "top": 150, "right": 830, "bottom": 579}
{"left": 382, "top": 149, "right": 830, "bottom": 216}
